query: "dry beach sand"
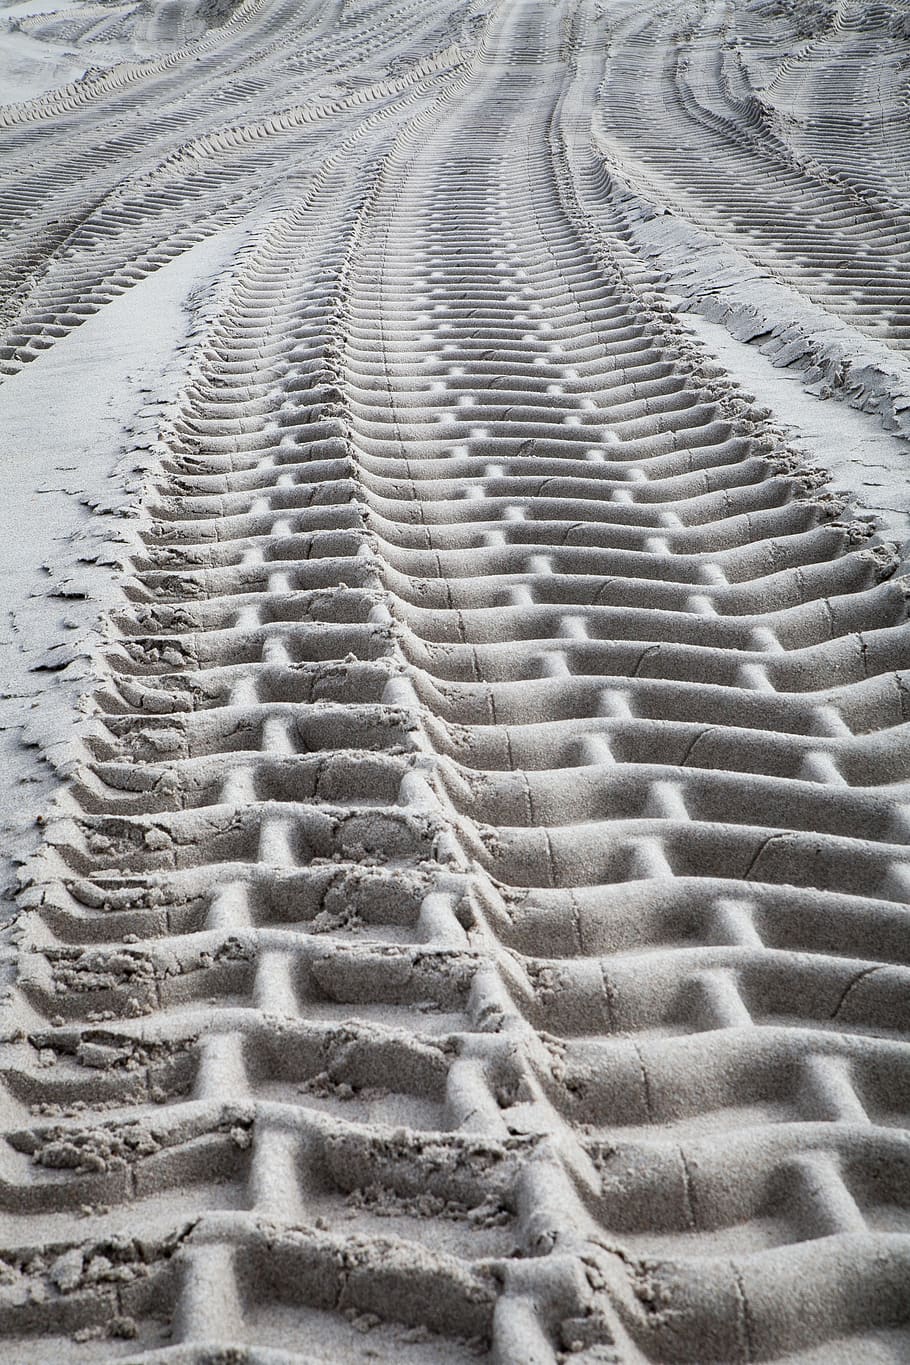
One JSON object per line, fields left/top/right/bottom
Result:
{"left": 1, "top": 0, "right": 910, "bottom": 1359}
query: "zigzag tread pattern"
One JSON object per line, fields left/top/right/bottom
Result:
{"left": 2, "top": 0, "right": 910, "bottom": 1360}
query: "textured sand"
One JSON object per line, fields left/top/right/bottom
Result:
{"left": 1, "top": 0, "right": 910, "bottom": 1360}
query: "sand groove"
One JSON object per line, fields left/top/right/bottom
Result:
{"left": 591, "top": 0, "right": 910, "bottom": 345}
{"left": 2, "top": 0, "right": 910, "bottom": 1359}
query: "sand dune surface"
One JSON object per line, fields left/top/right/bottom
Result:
{"left": 1, "top": 0, "right": 910, "bottom": 1359}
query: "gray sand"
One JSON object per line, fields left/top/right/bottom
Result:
{"left": 0, "top": 0, "right": 909, "bottom": 1360}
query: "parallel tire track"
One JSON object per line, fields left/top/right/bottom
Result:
{"left": 591, "top": 0, "right": 910, "bottom": 351}
{"left": 2, "top": 0, "right": 910, "bottom": 1360}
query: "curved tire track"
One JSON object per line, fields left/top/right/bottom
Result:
{"left": 2, "top": 0, "right": 910, "bottom": 1360}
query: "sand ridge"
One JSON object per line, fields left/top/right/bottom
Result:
{"left": 1, "top": 0, "right": 910, "bottom": 1360}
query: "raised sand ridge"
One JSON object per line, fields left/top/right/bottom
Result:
{"left": 1, "top": 0, "right": 910, "bottom": 1359}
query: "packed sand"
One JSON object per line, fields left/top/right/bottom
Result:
{"left": 1, "top": 0, "right": 910, "bottom": 1359}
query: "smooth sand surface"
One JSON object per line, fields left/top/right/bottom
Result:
{"left": 1, "top": 0, "right": 909, "bottom": 1360}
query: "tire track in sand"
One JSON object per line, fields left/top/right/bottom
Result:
{"left": 2, "top": 0, "right": 910, "bottom": 1360}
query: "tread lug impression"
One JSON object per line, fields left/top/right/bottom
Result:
{"left": 1, "top": 0, "right": 909, "bottom": 1358}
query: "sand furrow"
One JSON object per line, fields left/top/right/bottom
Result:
{"left": 1, "top": 0, "right": 909, "bottom": 1359}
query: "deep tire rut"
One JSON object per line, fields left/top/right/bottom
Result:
{"left": 2, "top": 0, "right": 910, "bottom": 1360}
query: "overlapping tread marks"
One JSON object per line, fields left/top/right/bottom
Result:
{"left": 733, "top": 0, "right": 910, "bottom": 203}
{"left": 3, "top": 0, "right": 910, "bottom": 1360}
{"left": 588, "top": 0, "right": 910, "bottom": 354}
{"left": 0, "top": 0, "right": 492, "bottom": 372}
